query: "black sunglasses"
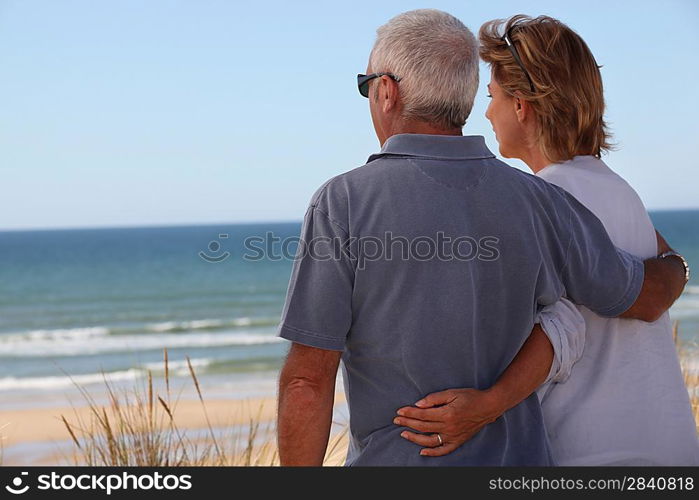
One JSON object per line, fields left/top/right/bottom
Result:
{"left": 357, "top": 72, "right": 401, "bottom": 98}
{"left": 501, "top": 28, "right": 536, "bottom": 93}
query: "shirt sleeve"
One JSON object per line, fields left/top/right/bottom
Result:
{"left": 558, "top": 192, "right": 644, "bottom": 317}
{"left": 535, "top": 297, "right": 586, "bottom": 402}
{"left": 277, "top": 204, "right": 355, "bottom": 351}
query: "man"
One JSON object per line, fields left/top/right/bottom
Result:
{"left": 276, "top": 9, "right": 687, "bottom": 466}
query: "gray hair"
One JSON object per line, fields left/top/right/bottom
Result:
{"left": 369, "top": 9, "right": 479, "bottom": 130}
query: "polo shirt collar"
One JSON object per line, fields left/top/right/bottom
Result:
{"left": 368, "top": 133, "right": 495, "bottom": 162}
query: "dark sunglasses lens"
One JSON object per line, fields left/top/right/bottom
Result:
{"left": 357, "top": 74, "right": 370, "bottom": 98}
{"left": 359, "top": 80, "right": 370, "bottom": 98}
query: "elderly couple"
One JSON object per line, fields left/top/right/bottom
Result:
{"left": 275, "top": 10, "right": 699, "bottom": 466}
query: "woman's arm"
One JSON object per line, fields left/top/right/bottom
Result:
{"left": 535, "top": 298, "right": 586, "bottom": 400}
{"left": 394, "top": 299, "right": 585, "bottom": 457}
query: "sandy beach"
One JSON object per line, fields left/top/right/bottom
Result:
{"left": 2, "top": 397, "right": 278, "bottom": 449}
{"left": 1, "top": 393, "right": 348, "bottom": 466}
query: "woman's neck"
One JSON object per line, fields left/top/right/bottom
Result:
{"left": 519, "top": 146, "right": 551, "bottom": 174}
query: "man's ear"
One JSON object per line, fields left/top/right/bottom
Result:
{"left": 380, "top": 75, "right": 399, "bottom": 113}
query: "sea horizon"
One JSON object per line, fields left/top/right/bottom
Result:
{"left": 2, "top": 207, "right": 699, "bottom": 233}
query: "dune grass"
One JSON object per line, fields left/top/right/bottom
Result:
{"left": 60, "top": 323, "right": 699, "bottom": 467}
{"left": 60, "top": 349, "right": 347, "bottom": 466}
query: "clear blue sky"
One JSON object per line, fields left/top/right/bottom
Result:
{"left": 1, "top": 0, "right": 697, "bottom": 230}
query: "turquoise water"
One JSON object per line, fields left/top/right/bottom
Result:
{"left": 649, "top": 210, "right": 699, "bottom": 345}
{"left": 0, "top": 223, "right": 300, "bottom": 396}
{"left": 0, "top": 211, "right": 697, "bottom": 397}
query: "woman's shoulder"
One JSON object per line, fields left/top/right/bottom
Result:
{"left": 537, "top": 156, "right": 640, "bottom": 208}
{"left": 538, "top": 156, "right": 656, "bottom": 256}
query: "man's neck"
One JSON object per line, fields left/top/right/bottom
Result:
{"left": 390, "top": 120, "right": 462, "bottom": 138}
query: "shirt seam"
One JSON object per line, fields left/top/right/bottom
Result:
{"left": 305, "top": 205, "right": 356, "bottom": 275}
{"left": 310, "top": 205, "right": 350, "bottom": 237}
{"left": 407, "top": 157, "right": 492, "bottom": 193}
{"left": 280, "top": 322, "right": 344, "bottom": 342}
{"left": 559, "top": 203, "right": 575, "bottom": 277}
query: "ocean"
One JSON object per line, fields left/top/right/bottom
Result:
{"left": 1, "top": 211, "right": 698, "bottom": 406}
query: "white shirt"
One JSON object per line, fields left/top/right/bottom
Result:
{"left": 536, "top": 155, "right": 699, "bottom": 465}
{"left": 537, "top": 298, "right": 585, "bottom": 390}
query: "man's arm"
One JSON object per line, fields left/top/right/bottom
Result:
{"left": 620, "top": 231, "right": 687, "bottom": 322}
{"left": 278, "top": 342, "right": 342, "bottom": 466}
{"left": 546, "top": 193, "right": 686, "bottom": 322}
{"left": 619, "top": 255, "right": 686, "bottom": 321}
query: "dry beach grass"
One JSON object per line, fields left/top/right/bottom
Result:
{"left": 59, "top": 349, "right": 348, "bottom": 466}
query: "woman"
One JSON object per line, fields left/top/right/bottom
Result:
{"left": 396, "top": 15, "right": 699, "bottom": 465}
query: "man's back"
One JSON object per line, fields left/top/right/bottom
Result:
{"left": 278, "top": 134, "right": 643, "bottom": 465}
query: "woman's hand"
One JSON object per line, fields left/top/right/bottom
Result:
{"left": 395, "top": 324, "right": 555, "bottom": 457}
{"left": 393, "top": 388, "right": 506, "bottom": 457}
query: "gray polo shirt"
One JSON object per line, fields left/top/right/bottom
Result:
{"left": 278, "top": 134, "right": 644, "bottom": 466}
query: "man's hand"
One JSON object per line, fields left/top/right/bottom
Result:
{"left": 394, "top": 388, "right": 503, "bottom": 457}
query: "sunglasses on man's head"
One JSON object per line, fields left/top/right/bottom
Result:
{"left": 357, "top": 73, "right": 401, "bottom": 98}
{"left": 501, "top": 28, "right": 536, "bottom": 93}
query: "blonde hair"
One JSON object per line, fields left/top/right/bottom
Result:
{"left": 370, "top": 9, "right": 479, "bottom": 130}
{"left": 479, "top": 15, "right": 613, "bottom": 162}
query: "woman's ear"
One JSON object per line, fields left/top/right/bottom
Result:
{"left": 514, "top": 97, "right": 531, "bottom": 124}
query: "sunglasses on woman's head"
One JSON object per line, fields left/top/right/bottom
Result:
{"left": 501, "top": 28, "right": 536, "bottom": 93}
{"left": 357, "top": 73, "right": 401, "bottom": 98}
